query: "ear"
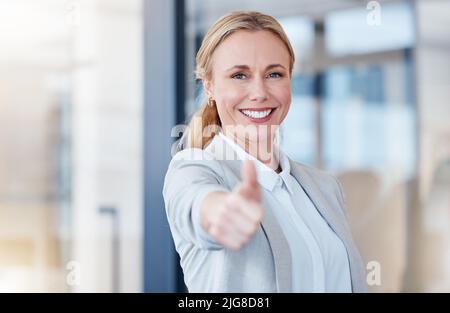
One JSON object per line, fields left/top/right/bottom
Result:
{"left": 202, "top": 79, "right": 213, "bottom": 99}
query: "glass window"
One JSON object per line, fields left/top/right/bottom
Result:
{"left": 278, "top": 16, "right": 315, "bottom": 68}
{"left": 325, "top": 1, "right": 415, "bottom": 56}
{"left": 276, "top": 16, "right": 317, "bottom": 165}
{"left": 0, "top": 0, "right": 144, "bottom": 292}
{"left": 322, "top": 61, "right": 416, "bottom": 181}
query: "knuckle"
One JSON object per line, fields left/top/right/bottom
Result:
{"left": 226, "top": 202, "right": 238, "bottom": 214}
{"left": 233, "top": 242, "right": 243, "bottom": 251}
{"left": 210, "top": 215, "right": 221, "bottom": 227}
{"left": 248, "top": 223, "right": 258, "bottom": 235}
{"left": 210, "top": 224, "right": 226, "bottom": 240}
{"left": 242, "top": 233, "right": 251, "bottom": 243}
{"left": 209, "top": 225, "right": 220, "bottom": 238}
{"left": 217, "top": 206, "right": 229, "bottom": 220}
{"left": 243, "top": 226, "right": 252, "bottom": 236}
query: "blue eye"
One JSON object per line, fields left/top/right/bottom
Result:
{"left": 269, "top": 72, "right": 282, "bottom": 78}
{"left": 232, "top": 73, "right": 246, "bottom": 80}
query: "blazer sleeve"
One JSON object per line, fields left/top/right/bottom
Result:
{"left": 162, "top": 148, "right": 230, "bottom": 250}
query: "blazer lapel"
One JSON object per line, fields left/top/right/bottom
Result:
{"left": 288, "top": 159, "right": 349, "bottom": 241}
{"left": 289, "top": 159, "right": 364, "bottom": 292}
{"left": 260, "top": 204, "right": 292, "bottom": 292}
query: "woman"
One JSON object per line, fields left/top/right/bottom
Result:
{"left": 163, "top": 11, "right": 367, "bottom": 293}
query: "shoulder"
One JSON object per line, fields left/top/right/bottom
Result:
{"left": 289, "top": 159, "right": 347, "bottom": 207}
{"left": 290, "top": 160, "right": 337, "bottom": 184}
{"left": 165, "top": 147, "right": 226, "bottom": 184}
{"left": 168, "top": 147, "right": 221, "bottom": 168}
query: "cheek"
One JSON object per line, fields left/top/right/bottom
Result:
{"left": 217, "top": 84, "right": 246, "bottom": 108}
{"left": 274, "top": 84, "right": 291, "bottom": 114}
{"left": 280, "top": 83, "right": 292, "bottom": 103}
{"left": 215, "top": 85, "right": 246, "bottom": 121}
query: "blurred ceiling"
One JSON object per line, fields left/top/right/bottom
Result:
{"left": 187, "top": 0, "right": 403, "bottom": 29}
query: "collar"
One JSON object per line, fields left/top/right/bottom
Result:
{"left": 216, "top": 132, "right": 295, "bottom": 195}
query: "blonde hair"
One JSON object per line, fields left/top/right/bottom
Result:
{"left": 184, "top": 11, "right": 295, "bottom": 150}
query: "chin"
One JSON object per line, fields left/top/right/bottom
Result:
{"left": 236, "top": 124, "right": 277, "bottom": 144}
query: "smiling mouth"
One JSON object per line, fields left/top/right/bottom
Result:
{"left": 238, "top": 108, "right": 276, "bottom": 120}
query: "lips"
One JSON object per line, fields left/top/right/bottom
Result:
{"left": 238, "top": 107, "right": 276, "bottom": 123}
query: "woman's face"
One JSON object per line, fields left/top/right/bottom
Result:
{"left": 204, "top": 30, "right": 292, "bottom": 146}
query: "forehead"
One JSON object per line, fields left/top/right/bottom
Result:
{"left": 211, "top": 30, "right": 290, "bottom": 70}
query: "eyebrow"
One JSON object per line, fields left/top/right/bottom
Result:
{"left": 225, "top": 64, "right": 286, "bottom": 72}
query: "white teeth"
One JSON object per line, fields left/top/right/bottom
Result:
{"left": 240, "top": 109, "right": 273, "bottom": 119}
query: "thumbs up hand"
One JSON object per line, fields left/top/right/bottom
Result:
{"left": 200, "top": 160, "right": 264, "bottom": 251}
{"left": 235, "top": 159, "right": 261, "bottom": 203}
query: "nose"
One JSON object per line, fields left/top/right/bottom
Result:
{"left": 249, "top": 77, "right": 268, "bottom": 102}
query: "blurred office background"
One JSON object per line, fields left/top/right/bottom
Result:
{"left": 0, "top": 0, "right": 448, "bottom": 292}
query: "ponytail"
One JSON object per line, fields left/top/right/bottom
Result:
{"left": 186, "top": 98, "right": 221, "bottom": 149}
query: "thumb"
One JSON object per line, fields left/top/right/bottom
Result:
{"left": 235, "top": 160, "right": 261, "bottom": 202}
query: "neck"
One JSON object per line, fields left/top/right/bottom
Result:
{"left": 226, "top": 131, "right": 280, "bottom": 172}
